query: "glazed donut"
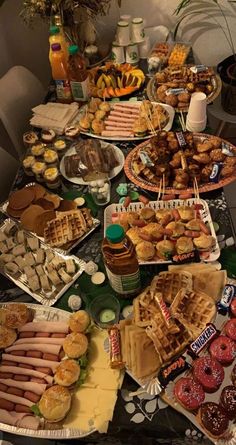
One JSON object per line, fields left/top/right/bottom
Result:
{"left": 224, "top": 318, "right": 236, "bottom": 341}
{"left": 209, "top": 335, "right": 236, "bottom": 366}
{"left": 231, "top": 364, "right": 236, "bottom": 385}
{"left": 199, "top": 402, "right": 229, "bottom": 438}
{"left": 220, "top": 385, "right": 236, "bottom": 420}
{"left": 230, "top": 298, "right": 236, "bottom": 317}
{"left": 193, "top": 356, "right": 224, "bottom": 393}
{"left": 174, "top": 377, "right": 205, "bottom": 411}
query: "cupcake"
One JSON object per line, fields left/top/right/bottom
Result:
{"left": 41, "top": 129, "right": 56, "bottom": 143}
{"left": 64, "top": 125, "right": 80, "bottom": 139}
{"left": 43, "top": 167, "right": 61, "bottom": 189}
{"left": 31, "top": 143, "right": 45, "bottom": 158}
{"left": 43, "top": 149, "right": 58, "bottom": 167}
{"left": 32, "top": 161, "right": 46, "bottom": 182}
{"left": 23, "top": 155, "right": 36, "bottom": 176}
{"left": 54, "top": 139, "right": 67, "bottom": 158}
{"left": 23, "top": 131, "right": 38, "bottom": 147}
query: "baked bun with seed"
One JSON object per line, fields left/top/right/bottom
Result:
{"left": 54, "top": 359, "right": 80, "bottom": 386}
{"left": 39, "top": 385, "right": 71, "bottom": 422}
{"left": 63, "top": 332, "right": 88, "bottom": 358}
{"left": 69, "top": 310, "right": 90, "bottom": 333}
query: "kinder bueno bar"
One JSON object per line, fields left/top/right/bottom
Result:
{"left": 188, "top": 323, "right": 218, "bottom": 357}
{"left": 217, "top": 284, "right": 236, "bottom": 314}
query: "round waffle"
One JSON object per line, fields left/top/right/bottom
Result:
{"left": 20, "top": 204, "right": 45, "bottom": 231}
{"left": 9, "top": 187, "right": 35, "bottom": 210}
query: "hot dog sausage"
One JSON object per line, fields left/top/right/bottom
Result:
{"left": 35, "top": 367, "right": 51, "bottom": 375}
{"left": 15, "top": 404, "right": 32, "bottom": 413}
{"left": 14, "top": 375, "right": 29, "bottom": 382}
{"left": 9, "top": 350, "right": 25, "bottom": 357}
{"left": 7, "top": 387, "right": 24, "bottom": 397}
{"left": 172, "top": 209, "right": 180, "bottom": 221}
{"left": 131, "top": 219, "right": 146, "bottom": 227}
{"left": 0, "top": 372, "right": 13, "bottom": 379}
{"left": 42, "top": 353, "right": 59, "bottom": 362}
{"left": 123, "top": 196, "right": 131, "bottom": 209}
{"left": 0, "top": 398, "right": 15, "bottom": 410}
{"left": 35, "top": 332, "right": 50, "bottom": 338}
{"left": 138, "top": 195, "right": 149, "bottom": 205}
{"left": 1, "top": 361, "right": 16, "bottom": 367}
{"left": 179, "top": 192, "right": 193, "bottom": 199}
{"left": 19, "top": 332, "right": 35, "bottom": 338}
{"left": 163, "top": 194, "right": 175, "bottom": 201}
{"left": 0, "top": 383, "right": 7, "bottom": 391}
{"left": 26, "top": 351, "right": 42, "bottom": 359}
{"left": 30, "top": 377, "right": 46, "bottom": 384}
{"left": 184, "top": 230, "right": 201, "bottom": 238}
{"left": 51, "top": 333, "right": 66, "bottom": 338}
{"left": 199, "top": 221, "right": 210, "bottom": 235}
{"left": 24, "top": 391, "right": 40, "bottom": 403}
{"left": 18, "top": 364, "right": 33, "bottom": 370}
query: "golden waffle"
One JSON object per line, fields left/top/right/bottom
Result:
{"left": 150, "top": 271, "right": 193, "bottom": 305}
{"left": 170, "top": 288, "right": 216, "bottom": 336}
{"left": 134, "top": 287, "right": 167, "bottom": 328}
{"left": 146, "top": 318, "right": 193, "bottom": 363}
{"left": 44, "top": 211, "right": 86, "bottom": 247}
{"left": 81, "top": 208, "right": 93, "bottom": 228}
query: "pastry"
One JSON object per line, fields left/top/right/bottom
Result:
{"left": 69, "top": 310, "right": 90, "bottom": 333}
{"left": 31, "top": 143, "right": 45, "bottom": 157}
{"left": 63, "top": 332, "right": 88, "bottom": 358}
{"left": 174, "top": 377, "right": 205, "bottom": 410}
{"left": 140, "top": 207, "right": 155, "bottom": 222}
{"left": 209, "top": 335, "right": 236, "bottom": 366}
{"left": 193, "top": 234, "right": 215, "bottom": 251}
{"left": 41, "top": 129, "right": 56, "bottom": 143}
{"left": 0, "top": 325, "right": 17, "bottom": 348}
{"left": 220, "top": 385, "right": 236, "bottom": 420}
{"left": 198, "top": 402, "right": 229, "bottom": 438}
{"left": 224, "top": 318, "right": 236, "bottom": 341}
{"left": 43, "top": 149, "right": 58, "bottom": 166}
{"left": 54, "top": 139, "right": 67, "bottom": 157}
{"left": 136, "top": 241, "right": 155, "bottom": 261}
{"left": 43, "top": 167, "right": 61, "bottom": 189}
{"left": 193, "top": 356, "right": 224, "bottom": 393}
{"left": 32, "top": 161, "right": 46, "bottom": 182}
{"left": 38, "top": 385, "right": 71, "bottom": 422}
{"left": 54, "top": 359, "right": 80, "bottom": 387}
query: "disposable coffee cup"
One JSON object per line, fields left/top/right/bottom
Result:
{"left": 187, "top": 92, "right": 207, "bottom": 123}
{"left": 125, "top": 43, "right": 139, "bottom": 64}
{"left": 186, "top": 116, "right": 207, "bottom": 132}
{"left": 131, "top": 17, "right": 145, "bottom": 43}
{"left": 116, "top": 20, "right": 130, "bottom": 46}
{"left": 111, "top": 43, "right": 125, "bottom": 64}
{"left": 120, "top": 14, "right": 132, "bottom": 24}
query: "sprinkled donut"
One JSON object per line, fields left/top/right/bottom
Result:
{"left": 232, "top": 364, "right": 236, "bottom": 386}
{"left": 220, "top": 385, "right": 236, "bottom": 420}
{"left": 199, "top": 402, "right": 229, "bottom": 437}
{"left": 193, "top": 356, "right": 224, "bottom": 393}
{"left": 174, "top": 377, "right": 205, "bottom": 411}
{"left": 209, "top": 335, "right": 236, "bottom": 366}
{"left": 224, "top": 318, "right": 236, "bottom": 341}
{"left": 230, "top": 298, "right": 236, "bottom": 317}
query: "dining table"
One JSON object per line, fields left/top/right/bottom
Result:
{"left": 1, "top": 65, "right": 236, "bottom": 445}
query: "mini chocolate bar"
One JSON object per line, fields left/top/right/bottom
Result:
{"left": 188, "top": 323, "right": 218, "bottom": 357}
{"left": 217, "top": 284, "right": 236, "bottom": 314}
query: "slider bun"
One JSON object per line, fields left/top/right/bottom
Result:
{"left": 39, "top": 385, "right": 71, "bottom": 422}
{"left": 156, "top": 239, "right": 175, "bottom": 260}
{"left": 126, "top": 227, "right": 143, "bottom": 246}
{"left": 63, "top": 332, "right": 88, "bottom": 358}
{"left": 4, "top": 303, "right": 31, "bottom": 329}
{"left": 0, "top": 325, "right": 17, "bottom": 348}
{"left": 140, "top": 207, "right": 155, "bottom": 221}
{"left": 193, "top": 234, "right": 215, "bottom": 251}
{"left": 69, "top": 310, "right": 90, "bottom": 333}
{"left": 176, "top": 236, "right": 194, "bottom": 254}
{"left": 54, "top": 359, "right": 80, "bottom": 386}
{"left": 178, "top": 207, "right": 195, "bottom": 222}
{"left": 136, "top": 241, "right": 155, "bottom": 261}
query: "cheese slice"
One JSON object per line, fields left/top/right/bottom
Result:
{"left": 84, "top": 367, "right": 121, "bottom": 390}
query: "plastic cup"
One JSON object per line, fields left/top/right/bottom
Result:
{"left": 186, "top": 116, "right": 207, "bottom": 132}
{"left": 187, "top": 92, "right": 207, "bottom": 123}
{"left": 125, "top": 43, "right": 139, "bottom": 64}
{"left": 89, "top": 294, "right": 120, "bottom": 329}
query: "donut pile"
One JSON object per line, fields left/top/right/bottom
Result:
{"left": 173, "top": 301, "right": 236, "bottom": 440}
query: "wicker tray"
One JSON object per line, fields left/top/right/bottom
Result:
{"left": 104, "top": 198, "right": 220, "bottom": 264}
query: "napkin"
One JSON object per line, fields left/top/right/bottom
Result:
{"left": 30, "top": 102, "right": 79, "bottom": 134}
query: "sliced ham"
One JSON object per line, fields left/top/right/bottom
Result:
{"left": 105, "top": 126, "right": 134, "bottom": 132}
{"left": 0, "top": 390, "right": 33, "bottom": 407}
{"left": 14, "top": 337, "right": 64, "bottom": 345}
{"left": 0, "top": 409, "right": 40, "bottom": 430}
{"left": 18, "top": 321, "right": 69, "bottom": 333}
{"left": 105, "top": 119, "right": 134, "bottom": 128}
{"left": 0, "top": 379, "right": 46, "bottom": 395}
{"left": 102, "top": 130, "right": 134, "bottom": 137}
{"left": 109, "top": 111, "right": 137, "bottom": 120}
{"left": 6, "top": 343, "right": 61, "bottom": 355}
{"left": 106, "top": 115, "right": 136, "bottom": 123}
{"left": 2, "top": 354, "right": 59, "bottom": 373}
{"left": 113, "top": 104, "right": 140, "bottom": 115}
{"left": 0, "top": 365, "right": 53, "bottom": 384}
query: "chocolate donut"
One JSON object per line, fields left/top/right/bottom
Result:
{"left": 174, "top": 377, "right": 205, "bottom": 411}
{"left": 220, "top": 385, "right": 236, "bottom": 420}
{"left": 224, "top": 318, "right": 236, "bottom": 341}
{"left": 232, "top": 364, "right": 236, "bottom": 385}
{"left": 199, "top": 402, "right": 229, "bottom": 437}
{"left": 193, "top": 356, "right": 224, "bottom": 393}
{"left": 230, "top": 298, "right": 236, "bottom": 317}
{"left": 209, "top": 335, "right": 236, "bottom": 366}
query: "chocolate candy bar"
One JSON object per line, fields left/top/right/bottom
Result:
{"left": 188, "top": 323, "right": 218, "bottom": 357}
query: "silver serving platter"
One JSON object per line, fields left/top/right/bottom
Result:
{"left": 0, "top": 218, "right": 86, "bottom": 306}
{"left": 0, "top": 303, "right": 96, "bottom": 438}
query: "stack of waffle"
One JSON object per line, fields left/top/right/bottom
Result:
{"left": 150, "top": 271, "right": 193, "bottom": 304}
{"left": 44, "top": 210, "right": 92, "bottom": 248}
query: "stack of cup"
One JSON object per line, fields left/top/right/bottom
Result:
{"left": 111, "top": 16, "right": 147, "bottom": 64}
{"left": 186, "top": 92, "right": 207, "bottom": 132}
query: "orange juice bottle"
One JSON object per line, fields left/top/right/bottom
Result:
{"left": 50, "top": 43, "right": 72, "bottom": 102}
{"left": 102, "top": 224, "right": 141, "bottom": 298}
{"left": 49, "top": 25, "right": 68, "bottom": 65}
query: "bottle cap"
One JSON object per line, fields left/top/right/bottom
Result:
{"left": 69, "top": 45, "right": 79, "bottom": 55}
{"left": 106, "top": 224, "right": 125, "bottom": 243}
{"left": 51, "top": 43, "right": 61, "bottom": 51}
{"left": 50, "top": 25, "right": 60, "bottom": 35}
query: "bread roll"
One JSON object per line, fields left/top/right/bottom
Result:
{"left": 69, "top": 310, "right": 90, "bottom": 333}
{"left": 39, "top": 385, "right": 71, "bottom": 422}
{"left": 63, "top": 333, "right": 88, "bottom": 358}
{"left": 54, "top": 359, "right": 80, "bottom": 386}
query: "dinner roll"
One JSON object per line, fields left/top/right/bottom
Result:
{"left": 39, "top": 385, "right": 71, "bottom": 422}
{"left": 54, "top": 359, "right": 80, "bottom": 386}
{"left": 69, "top": 310, "right": 90, "bottom": 333}
{"left": 63, "top": 332, "right": 88, "bottom": 358}
{"left": 4, "top": 303, "right": 31, "bottom": 329}
{"left": 136, "top": 241, "right": 155, "bottom": 261}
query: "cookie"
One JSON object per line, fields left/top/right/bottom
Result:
{"left": 9, "top": 187, "right": 35, "bottom": 210}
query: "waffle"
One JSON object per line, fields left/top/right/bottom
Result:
{"left": 146, "top": 318, "right": 193, "bottom": 363}
{"left": 81, "top": 208, "right": 93, "bottom": 228}
{"left": 134, "top": 287, "right": 160, "bottom": 327}
{"left": 150, "top": 271, "right": 193, "bottom": 304}
{"left": 44, "top": 211, "right": 86, "bottom": 247}
{"left": 170, "top": 288, "right": 216, "bottom": 336}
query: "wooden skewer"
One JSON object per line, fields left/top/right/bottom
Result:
{"left": 162, "top": 173, "right": 165, "bottom": 199}
{"left": 157, "top": 177, "right": 162, "bottom": 201}
{"left": 180, "top": 111, "right": 186, "bottom": 132}
{"left": 144, "top": 110, "right": 157, "bottom": 136}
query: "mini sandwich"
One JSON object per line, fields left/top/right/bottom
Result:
{"left": 5, "top": 237, "right": 16, "bottom": 250}
{"left": 132, "top": 118, "right": 148, "bottom": 137}
{"left": 63, "top": 332, "right": 88, "bottom": 358}
{"left": 48, "top": 270, "right": 61, "bottom": 287}
{"left": 28, "top": 275, "right": 40, "bottom": 292}
{"left": 27, "top": 237, "right": 39, "bottom": 251}
{"left": 38, "top": 385, "right": 71, "bottom": 422}
{"left": 178, "top": 206, "right": 195, "bottom": 222}
{"left": 40, "top": 275, "right": 51, "bottom": 291}
{"left": 0, "top": 253, "right": 14, "bottom": 263}
{"left": 193, "top": 234, "right": 215, "bottom": 251}
{"left": 156, "top": 239, "right": 175, "bottom": 260}
{"left": 176, "top": 236, "right": 194, "bottom": 254}
{"left": 166, "top": 221, "right": 185, "bottom": 238}
{"left": 5, "top": 262, "right": 18, "bottom": 275}
{"left": 65, "top": 259, "right": 76, "bottom": 275}
{"left": 58, "top": 268, "right": 72, "bottom": 284}
{"left": 16, "top": 230, "right": 25, "bottom": 244}
{"left": 140, "top": 207, "right": 155, "bottom": 223}
{"left": 24, "top": 252, "right": 35, "bottom": 267}
{"left": 4, "top": 221, "right": 17, "bottom": 236}
{"left": 35, "top": 264, "right": 45, "bottom": 276}
{"left": 54, "top": 359, "right": 80, "bottom": 387}
{"left": 24, "top": 265, "right": 36, "bottom": 279}
{"left": 136, "top": 241, "right": 155, "bottom": 261}
{"left": 79, "top": 116, "right": 91, "bottom": 132}
{"left": 0, "top": 241, "right": 8, "bottom": 254}
{"left": 0, "top": 231, "right": 7, "bottom": 242}
{"left": 14, "top": 256, "right": 26, "bottom": 270}
{"left": 35, "top": 248, "right": 45, "bottom": 264}
{"left": 186, "top": 219, "right": 201, "bottom": 231}
{"left": 12, "top": 244, "right": 26, "bottom": 256}
{"left": 69, "top": 310, "right": 90, "bottom": 333}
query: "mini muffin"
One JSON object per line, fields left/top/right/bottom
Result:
{"left": 39, "top": 385, "right": 71, "bottom": 422}
{"left": 69, "top": 310, "right": 90, "bottom": 333}
{"left": 140, "top": 207, "right": 155, "bottom": 222}
{"left": 23, "top": 155, "right": 36, "bottom": 176}
{"left": 176, "top": 236, "right": 194, "bottom": 254}
{"left": 63, "top": 332, "right": 88, "bottom": 358}
{"left": 31, "top": 143, "right": 45, "bottom": 158}
{"left": 156, "top": 239, "right": 175, "bottom": 260}
{"left": 54, "top": 359, "right": 80, "bottom": 387}
{"left": 194, "top": 234, "right": 215, "bottom": 251}
{"left": 43, "top": 149, "right": 58, "bottom": 166}
{"left": 136, "top": 241, "right": 155, "bottom": 261}
{"left": 126, "top": 227, "right": 143, "bottom": 246}
{"left": 43, "top": 167, "right": 61, "bottom": 189}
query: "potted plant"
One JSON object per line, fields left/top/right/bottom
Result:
{"left": 173, "top": 0, "right": 236, "bottom": 114}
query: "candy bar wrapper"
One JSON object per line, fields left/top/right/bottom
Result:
{"left": 108, "top": 326, "right": 125, "bottom": 370}
{"left": 154, "top": 293, "right": 179, "bottom": 334}
{"left": 217, "top": 284, "right": 236, "bottom": 315}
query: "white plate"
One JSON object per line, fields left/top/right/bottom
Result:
{"left": 0, "top": 303, "right": 96, "bottom": 439}
{"left": 73, "top": 101, "right": 175, "bottom": 141}
{"left": 60, "top": 141, "right": 125, "bottom": 185}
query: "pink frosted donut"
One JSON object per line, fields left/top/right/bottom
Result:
{"left": 209, "top": 335, "right": 236, "bottom": 366}
{"left": 231, "top": 364, "right": 236, "bottom": 385}
{"left": 174, "top": 377, "right": 205, "bottom": 410}
{"left": 193, "top": 356, "right": 224, "bottom": 393}
{"left": 224, "top": 318, "right": 236, "bottom": 341}
{"left": 230, "top": 298, "right": 236, "bottom": 317}
{"left": 220, "top": 385, "right": 236, "bottom": 420}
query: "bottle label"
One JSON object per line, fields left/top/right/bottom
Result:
{"left": 70, "top": 78, "right": 88, "bottom": 101}
{"left": 55, "top": 80, "right": 71, "bottom": 100}
{"left": 105, "top": 266, "right": 141, "bottom": 295}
